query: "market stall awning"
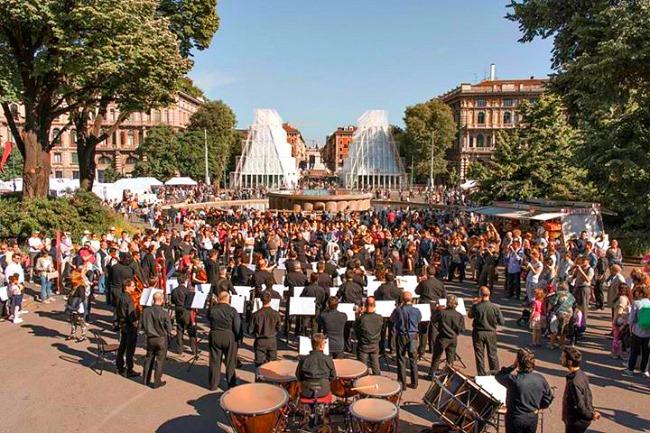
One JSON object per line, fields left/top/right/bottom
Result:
{"left": 472, "top": 206, "right": 534, "bottom": 219}
{"left": 529, "top": 212, "right": 564, "bottom": 221}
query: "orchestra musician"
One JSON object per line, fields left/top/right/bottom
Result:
{"left": 207, "top": 291, "right": 241, "bottom": 391}
{"left": 171, "top": 274, "right": 197, "bottom": 356}
{"left": 317, "top": 297, "right": 347, "bottom": 359}
{"left": 415, "top": 264, "right": 447, "bottom": 359}
{"left": 115, "top": 279, "right": 140, "bottom": 378}
{"left": 391, "top": 291, "right": 421, "bottom": 389}
{"left": 249, "top": 291, "right": 282, "bottom": 366}
{"left": 141, "top": 291, "right": 172, "bottom": 388}
{"left": 355, "top": 297, "right": 384, "bottom": 375}
{"left": 296, "top": 333, "right": 337, "bottom": 398}
{"left": 301, "top": 273, "right": 328, "bottom": 334}
{"left": 337, "top": 270, "right": 364, "bottom": 352}
{"left": 429, "top": 294, "right": 465, "bottom": 378}
{"left": 375, "top": 271, "right": 401, "bottom": 354}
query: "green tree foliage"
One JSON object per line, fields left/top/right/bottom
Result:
{"left": 178, "top": 77, "right": 207, "bottom": 100}
{"left": 134, "top": 100, "right": 237, "bottom": 185}
{"left": 508, "top": 0, "right": 650, "bottom": 227}
{"left": 468, "top": 95, "right": 593, "bottom": 203}
{"left": 0, "top": 0, "right": 219, "bottom": 196}
{"left": 401, "top": 99, "right": 457, "bottom": 183}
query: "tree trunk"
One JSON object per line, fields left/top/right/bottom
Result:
{"left": 78, "top": 137, "right": 98, "bottom": 191}
{"left": 22, "top": 130, "right": 50, "bottom": 198}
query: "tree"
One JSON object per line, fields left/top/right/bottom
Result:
{"left": 178, "top": 77, "right": 206, "bottom": 101}
{"left": 402, "top": 99, "right": 457, "bottom": 184}
{"left": 0, "top": 0, "right": 219, "bottom": 197}
{"left": 187, "top": 100, "right": 238, "bottom": 184}
{"left": 507, "top": 0, "right": 650, "bottom": 227}
{"left": 133, "top": 126, "right": 180, "bottom": 180}
{"left": 468, "top": 94, "right": 593, "bottom": 203}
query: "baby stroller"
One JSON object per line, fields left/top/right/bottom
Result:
{"left": 516, "top": 308, "right": 531, "bottom": 327}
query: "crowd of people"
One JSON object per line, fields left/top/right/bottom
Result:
{"left": 1, "top": 205, "right": 647, "bottom": 433}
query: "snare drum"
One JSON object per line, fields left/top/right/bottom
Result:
{"left": 353, "top": 375, "right": 402, "bottom": 405}
{"left": 350, "top": 398, "right": 398, "bottom": 433}
{"left": 220, "top": 383, "right": 289, "bottom": 433}
{"left": 331, "top": 359, "right": 368, "bottom": 399}
{"left": 257, "top": 360, "right": 300, "bottom": 411}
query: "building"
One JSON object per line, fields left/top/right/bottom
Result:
{"left": 440, "top": 69, "right": 547, "bottom": 180}
{"left": 282, "top": 123, "right": 307, "bottom": 167}
{"left": 322, "top": 125, "right": 356, "bottom": 172}
{"left": 0, "top": 92, "right": 203, "bottom": 181}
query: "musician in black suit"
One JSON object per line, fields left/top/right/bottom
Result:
{"left": 141, "top": 291, "right": 172, "bottom": 388}
{"left": 415, "top": 265, "right": 447, "bottom": 358}
{"left": 171, "top": 274, "right": 197, "bottom": 356}
{"left": 207, "top": 291, "right": 241, "bottom": 391}
{"left": 317, "top": 297, "right": 347, "bottom": 358}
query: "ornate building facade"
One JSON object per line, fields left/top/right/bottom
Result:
{"left": 440, "top": 77, "right": 547, "bottom": 180}
{"left": 322, "top": 125, "right": 356, "bottom": 173}
{"left": 0, "top": 92, "right": 203, "bottom": 181}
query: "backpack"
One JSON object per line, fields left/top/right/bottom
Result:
{"left": 637, "top": 306, "right": 650, "bottom": 330}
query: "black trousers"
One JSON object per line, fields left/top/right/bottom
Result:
{"left": 379, "top": 319, "right": 394, "bottom": 353}
{"left": 254, "top": 336, "right": 277, "bottom": 366}
{"left": 209, "top": 330, "right": 237, "bottom": 391}
{"left": 418, "top": 320, "right": 438, "bottom": 356}
{"left": 505, "top": 413, "right": 538, "bottom": 433}
{"left": 175, "top": 309, "right": 197, "bottom": 355}
{"left": 358, "top": 348, "right": 381, "bottom": 375}
{"left": 395, "top": 334, "right": 418, "bottom": 388}
{"left": 448, "top": 262, "right": 465, "bottom": 282}
{"left": 344, "top": 322, "right": 354, "bottom": 352}
{"left": 472, "top": 331, "right": 499, "bottom": 376}
{"left": 507, "top": 272, "right": 521, "bottom": 298}
{"left": 117, "top": 326, "right": 138, "bottom": 373}
{"left": 430, "top": 337, "right": 457, "bottom": 374}
{"left": 594, "top": 280, "right": 605, "bottom": 309}
{"left": 565, "top": 419, "right": 591, "bottom": 433}
{"left": 143, "top": 336, "right": 167, "bottom": 385}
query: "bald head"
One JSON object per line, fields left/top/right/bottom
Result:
{"left": 365, "top": 296, "right": 376, "bottom": 312}
{"left": 402, "top": 291, "right": 413, "bottom": 304}
{"left": 479, "top": 286, "right": 491, "bottom": 300}
{"left": 153, "top": 292, "right": 164, "bottom": 305}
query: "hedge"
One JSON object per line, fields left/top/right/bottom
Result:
{"left": 0, "top": 191, "right": 131, "bottom": 243}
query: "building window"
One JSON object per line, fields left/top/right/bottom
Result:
{"left": 503, "top": 98, "right": 514, "bottom": 107}
{"left": 9, "top": 103, "right": 19, "bottom": 117}
{"left": 54, "top": 170, "right": 63, "bottom": 179}
{"left": 476, "top": 98, "right": 487, "bottom": 107}
{"left": 477, "top": 134, "right": 485, "bottom": 147}
{"left": 110, "top": 109, "right": 116, "bottom": 121}
{"left": 152, "top": 110, "right": 161, "bottom": 123}
{"left": 71, "top": 152, "right": 79, "bottom": 165}
{"left": 112, "top": 131, "right": 117, "bottom": 146}
{"left": 72, "top": 170, "right": 79, "bottom": 179}
{"left": 126, "top": 156, "right": 138, "bottom": 165}
{"left": 70, "top": 129, "right": 76, "bottom": 144}
{"left": 98, "top": 156, "right": 112, "bottom": 165}
{"left": 127, "top": 130, "right": 135, "bottom": 146}
{"left": 52, "top": 128, "right": 61, "bottom": 143}
{"left": 477, "top": 112, "right": 486, "bottom": 124}
{"left": 139, "top": 129, "right": 145, "bottom": 144}
{"left": 503, "top": 111, "right": 512, "bottom": 124}
{"left": 97, "top": 170, "right": 105, "bottom": 183}
{"left": 53, "top": 152, "right": 62, "bottom": 164}
{"left": 468, "top": 136, "right": 474, "bottom": 147}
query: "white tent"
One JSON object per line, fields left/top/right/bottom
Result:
{"left": 340, "top": 110, "right": 406, "bottom": 189}
{"left": 232, "top": 109, "right": 298, "bottom": 190}
{"left": 114, "top": 177, "right": 162, "bottom": 193}
{"left": 165, "top": 176, "right": 197, "bottom": 186}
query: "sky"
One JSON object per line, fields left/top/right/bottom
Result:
{"left": 188, "top": 0, "right": 554, "bottom": 145}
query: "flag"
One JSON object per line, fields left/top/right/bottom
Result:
{"left": 0, "top": 141, "right": 12, "bottom": 173}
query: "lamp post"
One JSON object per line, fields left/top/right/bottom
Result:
{"left": 204, "top": 128, "right": 210, "bottom": 185}
{"left": 429, "top": 132, "right": 435, "bottom": 190}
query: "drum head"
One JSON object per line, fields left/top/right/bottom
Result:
{"left": 333, "top": 359, "right": 367, "bottom": 378}
{"left": 220, "top": 383, "right": 288, "bottom": 416}
{"left": 353, "top": 375, "right": 401, "bottom": 397}
{"left": 350, "top": 398, "right": 398, "bottom": 422}
{"left": 258, "top": 360, "right": 298, "bottom": 383}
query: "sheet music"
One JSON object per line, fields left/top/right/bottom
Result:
{"left": 329, "top": 287, "right": 339, "bottom": 297}
{"left": 339, "top": 303, "right": 356, "bottom": 321}
{"left": 272, "top": 284, "right": 288, "bottom": 296}
{"left": 234, "top": 286, "right": 252, "bottom": 297}
{"left": 398, "top": 275, "right": 418, "bottom": 292}
{"left": 414, "top": 304, "right": 431, "bottom": 322}
{"left": 438, "top": 297, "right": 468, "bottom": 316}
{"left": 253, "top": 298, "right": 281, "bottom": 312}
{"left": 337, "top": 267, "right": 347, "bottom": 276}
{"left": 299, "top": 336, "right": 329, "bottom": 356}
{"left": 289, "top": 297, "right": 316, "bottom": 315}
{"left": 0, "top": 286, "right": 8, "bottom": 302}
{"left": 366, "top": 279, "right": 382, "bottom": 297}
{"left": 375, "top": 300, "right": 396, "bottom": 318}
{"left": 166, "top": 278, "right": 178, "bottom": 294}
{"left": 245, "top": 264, "right": 256, "bottom": 271}
{"left": 475, "top": 376, "right": 507, "bottom": 406}
{"left": 310, "top": 262, "right": 318, "bottom": 272}
{"left": 293, "top": 286, "right": 305, "bottom": 298}
{"left": 277, "top": 258, "right": 288, "bottom": 270}
{"left": 230, "top": 295, "right": 246, "bottom": 314}
{"left": 139, "top": 288, "right": 164, "bottom": 306}
{"left": 191, "top": 285, "right": 210, "bottom": 309}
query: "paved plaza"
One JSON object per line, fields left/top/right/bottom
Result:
{"left": 1, "top": 277, "right": 648, "bottom": 433}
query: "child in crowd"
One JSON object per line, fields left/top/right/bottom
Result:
{"left": 7, "top": 273, "right": 24, "bottom": 324}
{"left": 570, "top": 308, "right": 586, "bottom": 346}
{"left": 611, "top": 283, "right": 631, "bottom": 359}
{"left": 66, "top": 271, "right": 87, "bottom": 342}
{"left": 529, "top": 288, "right": 545, "bottom": 347}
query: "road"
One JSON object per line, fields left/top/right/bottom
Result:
{"left": 0, "top": 277, "right": 648, "bottom": 433}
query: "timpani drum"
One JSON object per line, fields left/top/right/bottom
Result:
{"left": 353, "top": 375, "right": 403, "bottom": 406}
{"left": 220, "top": 383, "right": 289, "bottom": 433}
{"left": 350, "top": 398, "right": 398, "bottom": 433}
{"left": 257, "top": 360, "right": 300, "bottom": 411}
{"left": 331, "top": 359, "right": 368, "bottom": 399}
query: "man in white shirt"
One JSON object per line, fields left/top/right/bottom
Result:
{"left": 4, "top": 253, "right": 25, "bottom": 284}
{"left": 27, "top": 232, "right": 43, "bottom": 278}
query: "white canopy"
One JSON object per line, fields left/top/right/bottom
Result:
{"left": 165, "top": 176, "right": 197, "bottom": 186}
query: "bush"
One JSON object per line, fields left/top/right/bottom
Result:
{"left": 0, "top": 191, "right": 129, "bottom": 243}
{"left": 608, "top": 228, "right": 650, "bottom": 258}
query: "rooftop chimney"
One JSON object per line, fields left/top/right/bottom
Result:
{"left": 490, "top": 63, "right": 496, "bottom": 81}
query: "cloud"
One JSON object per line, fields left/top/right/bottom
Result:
{"left": 188, "top": 68, "right": 241, "bottom": 92}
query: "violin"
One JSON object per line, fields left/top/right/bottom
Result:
{"left": 132, "top": 275, "right": 145, "bottom": 319}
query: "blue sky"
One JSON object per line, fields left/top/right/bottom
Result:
{"left": 189, "top": 0, "right": 553, "bottom": 145}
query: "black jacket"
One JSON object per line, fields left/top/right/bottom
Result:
{"left": 337, "top": 281, "right": 364, "bottom": 305}
{"left": 562, "top": 369, "right": 595, "bottom": 424}
{"left": 436, "top": 308, "right": 465, "bottom": 340}
{"left": 355, "top": 312, "right": 384, "bottom": 352}
{"left": 468, "top": 300, "right": 504, "bottom": 333}
{"left": 496, "top": 366, "right": 554, "bottom": 419}
{"left": 171, "top": 283, "right": 190, "bottom": 311}
{"left": 374, "top": 282, "right": 401, "bottom": 301}
{"left": 141, "top": 305, "right": 172, "bottom": 339}
{"left": 208, "top": 303, "right": 241, "bottom": 336}
{"left": 415, "top": 276, "right": 447, "bottom": 303}
{"left": 249, "top": 306, "right": 282, "bottom": 338}
{"left": 296, "top": 350, "right": 336, "bottom": 397}
{"left": 317, "top": 309, "right": 347, "bottom": 353}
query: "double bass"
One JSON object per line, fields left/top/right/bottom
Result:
{"left": 132, "top": 275, "right": 145, "bottom": 320}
